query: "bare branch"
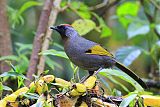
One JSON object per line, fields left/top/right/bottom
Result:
{"left": 89, "top": 0, "right": 109, "bottom": 10}
{"left": 37, "top": 0, "right": 62, "bottom": 75}
{"left": 143, "top": 79, "right": 160, "bottom": 88}
{"left": 98, "top": 0, "right": 120, "bottom": 17}
{"left": 149, "top": 0, "right": 160, "bottom": 10}
{"left": 25, "top": 0, "right": 53, "bottom": 86}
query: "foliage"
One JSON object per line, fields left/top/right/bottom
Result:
{"left": 115, "top": 46, "right": 142, "bottom": 66}
{"left": 1, "top": 0, "right": 160, "bottom": 106}
{"left": 61, "top": 0, "right": 112, "bottom": 38}
{"left": 116, "top": 1, "right": 140, "bottom": 27}
{"left": 72, "top": 19, "right": 96, "bottom": 36}
{"left": 7, "top": 1, "right": 42, "bottom": 28}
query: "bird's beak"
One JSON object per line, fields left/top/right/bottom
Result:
{"left": 50, "top": 26, "right": 58, "bottom": 31}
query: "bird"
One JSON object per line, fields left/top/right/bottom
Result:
{"left": 50, "top": 24, "right": 147, "bottom": 89}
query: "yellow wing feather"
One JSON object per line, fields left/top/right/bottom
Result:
{"left": 86, "top": 45, "right": 113, "bottom": 57}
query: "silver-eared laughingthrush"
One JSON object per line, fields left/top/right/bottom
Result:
{"left": 50, "top": 24, "right": 147, "bottom": 89}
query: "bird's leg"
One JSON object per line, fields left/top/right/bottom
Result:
{"left": 94, "top": 67, "right": 103, "bottom": 75}
{"left": 89, "top": 71, "right": 94, "bottom": 76}
{"left": 80, "top": 68, "right": 103, "bottom": 83}
{"left": 80, "top": 71, "right": 94, "bottom": 83}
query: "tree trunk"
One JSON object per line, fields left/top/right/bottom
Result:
{"left": 0, "top": 0, "right": 12, "bottom": 73}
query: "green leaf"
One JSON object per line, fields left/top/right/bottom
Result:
{"left": 78, "top": 3, "right": 91, "bottom": 19}
{"left": 107, "top": 76, "right": 129, "bottom": 92}
{"left": 17, "top": 77, "right": 25, "bottom": 88}
{"left": 18, "top": 1, "right": 42, "bottom": 15}
{"left": 79, "top": 2, "right": 89, "bottom": 11}
{"left": 92, "top": 12, "right": 112, "bottom": 37}
{"left": 0, "top": 71, "right": 27, "bottom": 79}
{"left": 39, "top": 49, "right": 69, "bottom": 59}
{"left": 15, "top": 43, "right": 32, "bottom": 54}
{"left": 142, "top": 0, "right": 155, "bottom": 17}
{"left": 0, "top": 55, "right": 19, "bottom": 61}
{"left": 119, "top": 94, "right": 137, "bottom": 107}
{"left": 101, "top": 71, "right": 129, "bottom": 92}
{"left": 127, "top": 23, "right": 150, "bottom": 38}
{"left": 99, "top": 69, "right": 144, "bottom": 91}
{"left": 77, "top": 11, "right": 91, "bottom": 19}
{"left": 117, "top": 2, "right": 139, "bottom": 16}
{"left": 100, "top": 25, "right": 112, "bottom": 38}
{"left": 7, "top": 6, "right": 22, "bottom": 28}
{"left": 23, "top": 93, "right": 39, "bottom": 99}
{"left": 70, "top": 1, "right": 91, "bottom": 19}
{"left": 45, "top": 56, "right": 63, "bottom": 70}
{"left": 16, "top": 55, "right": 29, "bottom": 74}
{"left": 36, "top": 101, "right": 43, "bottom": 107}
{"left": 99, "top": 77, "right": 112, "bottom": 93}
{"left": 115, "top": 46, "right": 141, "bottom": 66}
{"left": 150, "top": 41, "right": 160, "bottom": 65}
{"left": 45, "top": 57, "right": 55, "bottom": 70}
{"left": 0, "top": 82, "right": 3, "bottom": 91}
{"left": 10, "top": 62, "right": 18, "bottom": 72}
{"left": 7, "top": 1, "right": 42, "bottom": 28}
{"left": 53, "top": 43, "right": 64, "bottom": 50}
{"left": 116, "top": 1, "right": 140, "bottom": 27}
{"left": 137, "top": 97, "right": 144, "bottom": 107}
{"left": 112, "top": 89, "right": 122, "bottom": 96}
{"left": 155, "top": 24, "right": 160, "bottom": 35}
{"left": 72, "top": 19, "right": 96, "bottom": 36}
{"left": 60, "top": 1, "right": 67, "bottom": 8}
{"left": 71, "top": 1, "right": 80, "bottom": 9}
{"left": 2, "top": 85, "right": 13, "bottom": 91}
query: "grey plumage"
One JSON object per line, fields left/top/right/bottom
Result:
{"left": 62, "top": 27, "right": 115, "bottom": 71}
{"left": 50, "top": 24, "right": 147, "bottom": 89}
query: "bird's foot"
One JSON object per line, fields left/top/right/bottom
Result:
{"left": 80, "top": 75, "right": 90, "bottom": 83}
{"left": 80, "top": 68, "right": 103, "bottom": 83}
{"left": 94, "top": 67, "right": 103, "bottom": 75}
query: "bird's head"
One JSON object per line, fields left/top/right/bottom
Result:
{"left": 50, "top": 24, "right": 77, "bottom": 38}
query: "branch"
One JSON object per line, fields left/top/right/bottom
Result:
{"left": 25, "top": 0, "right": 53, "bottom": 86}
{"left": 149, "top": 0, "right": 160, "bottom": 10}
{"left": 143, "top": 79, "right": 160, "bottom": 88}
{"left": 37, "top": 0, "right": 62, "bottom": 75}
{"left": 98, "top": 0, "right": 120, "bottom": 16}
{"left": 89, "top": 0, "right": 109, "bottom": 10}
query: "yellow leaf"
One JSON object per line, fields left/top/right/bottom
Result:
{"left": 84, "top": 76, "right": 97, "bottom": 89}
{"left": 42, "top": 75, "right": 55, "bottom": 83}
{"left": 141, "top": 95, "right": 160, "bottom": 106}
{"left": 72, "top": 19, "right": 96, "bottom": 36}
{"left": 14, "top": 87, "right": 29, "bottom": 95}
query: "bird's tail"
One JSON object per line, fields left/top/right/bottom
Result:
{"left": 115, "top": 61, "right": 147, "bottom": 89}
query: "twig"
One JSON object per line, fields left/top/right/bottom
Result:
{"left": 143, "top": 79, "right": 160, "bottom": 88}
{"left": 149, "top": 0, "right": 160, "bottom": 10}
{"left": 37, "top": 0, "right": 62, "bottom": 75}
{"left": 89, "top": 0, "right": 109, "bottom": 10}
{"left": 98, "top": 0, "right": 120, "bottom": 17}
{"left": 69, "top": 6, "right": 84, "bottom": 19}
{"left": 25, "top": 0, "right": 53, "bottom": 86}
